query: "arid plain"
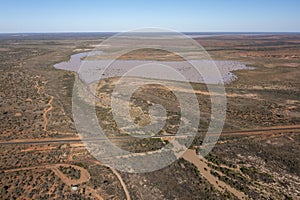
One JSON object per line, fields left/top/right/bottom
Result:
{"left": 0, "top": 33, "right": 299, "bottom": 199}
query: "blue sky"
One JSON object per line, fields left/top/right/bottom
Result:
{"left": 0, "top": 0, "right": 299, "bottom": 33}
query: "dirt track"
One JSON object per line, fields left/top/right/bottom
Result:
{"left": 1, "top": 125, "right": 299, "bottom": 145}
{"left": 1, "top": 125, "right": 299, "bottom": 200}
{"left": 4, "top": 163, "right": 105, "bottom": 199}
{"left": 4, "top": 163, "right": 90, "bottom": 186}
{"left": 43, "top": 95, "right": 54, "bottom": 131}
{"left": 90, "top": 160, "right": 131, "bottom": 200}
{"left": 34, "top": 78, "right": 54, "bottom": 132}
{"left": 4, "top": 161, "right": 130, "bottom": 200}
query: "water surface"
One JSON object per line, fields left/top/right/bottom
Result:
{"left": 54, "top": 52, "right": 253, "bottom": 84}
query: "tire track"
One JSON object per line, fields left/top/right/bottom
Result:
{"left": 42, "top": 95, "right": 54, "bottom": 131}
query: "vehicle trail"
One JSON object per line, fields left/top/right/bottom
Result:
{"left": 90, "top": 160, "right": 131, "bottom": 200}
{"left": 1, "top": 125, "right": 299, "bottom": 145}
{"left": 43, "top": 95, "right": 54, "bottom": 131}
{"left": 34, "top": 78, "right": 54, "bottom": 132}
{"left": 4, "top": 164, "right": 90, "bottom": 185}
{"left": 4, "top": 163, "right": 105, "bottom": 199}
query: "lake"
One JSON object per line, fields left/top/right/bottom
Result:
{"left": 54, "top": 51, "right": 253, "bottom": 84}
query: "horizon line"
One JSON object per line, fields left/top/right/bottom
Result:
{"left": 1, "top": 31, "right": 300, "bottom": 34}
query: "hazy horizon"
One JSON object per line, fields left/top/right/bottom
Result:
{"left": 1, "top": 0, "right": 300, "bottom": 33}
{"left": 1, "top": 31, "right": 300, "bottom": 34}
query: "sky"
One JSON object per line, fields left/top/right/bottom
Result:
{"left": 0, "top": 0, "right": 299, "bottom": 33}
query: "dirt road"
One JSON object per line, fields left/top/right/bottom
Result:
{"left": 1, "top": 125, "right": 299, "bottom": 145}
{"left": 43, "top": 95, "right": 54, "bottom": 131}
{"left": 4, "top": 163, "right": 90, "bottom": 186}
{"left": 90, "top": 160, "right": 131, "bottom": 200}
{"left": 1, "top": 125, "right": 299, "bottom": 199}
